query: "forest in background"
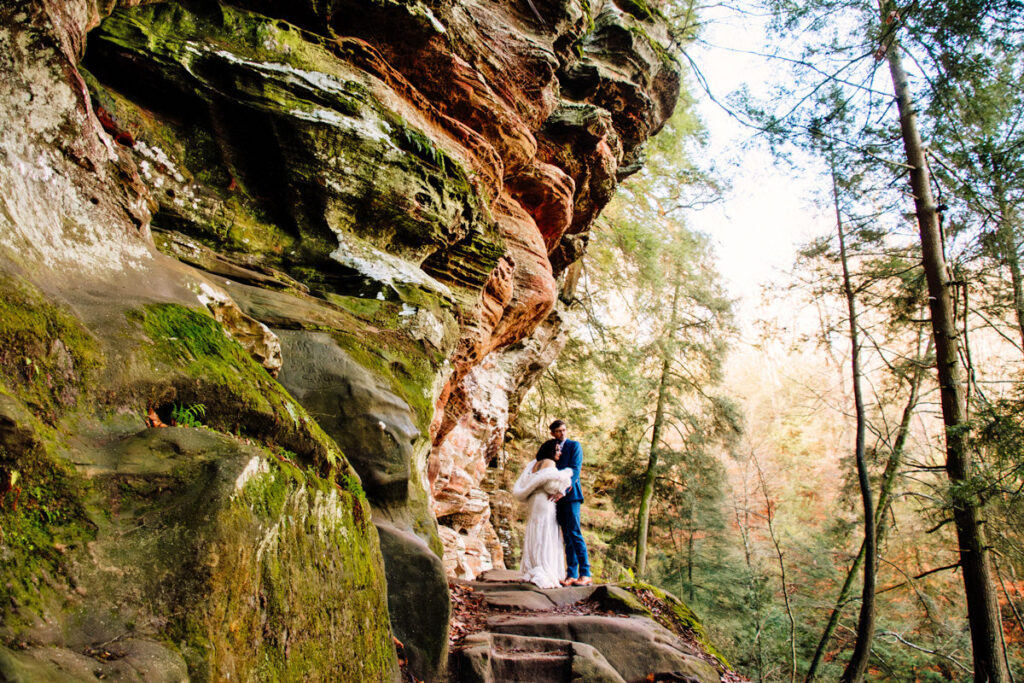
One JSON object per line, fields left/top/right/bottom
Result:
{"left": 507, "top": 0, "right": 1024, "bottom": 680}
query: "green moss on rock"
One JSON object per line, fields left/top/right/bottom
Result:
{"left": 199, "top": 454, "right": 392, "bottom": 681}
{"left": 133, "top": 303, "right": 344, "bottom": 468}
{"left": 612, "top": 0, "right": 670, "bottom": 23}
{"left": 626, "top": 23, "right": 679, "bottom": 72}
{"left": 0, "top": 417, "right": 96, "bottom": 633}
{"left": 88, "top": 3, "right": 492, "bottom": 292}
{"left": 330, "top": 327, "right": 439, "bottom": 432}
{"left": 69, "top": 426, "right": 393, "bottom": 681}
{"left": 622, "top": 581, "right": 731, "bottom": 669}
{"left": 0, "top": 276, "right": 101, "bottom": 422}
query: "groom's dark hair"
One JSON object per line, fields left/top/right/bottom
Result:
{"left": 549, "top": 419, "right": 566, "bottom": 431}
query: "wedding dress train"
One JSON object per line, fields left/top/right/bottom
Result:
{"left": 512, "top": 464, "right": 573, "bottom": 589}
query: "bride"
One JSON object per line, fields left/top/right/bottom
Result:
{"left": 512, "top": 440, "right": 572, "bottom": 589}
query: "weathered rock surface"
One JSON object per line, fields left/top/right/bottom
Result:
{"left": 378, "top": 522, "right": 452, "bottom": 682}
{"left": 1, "top": 0, "right": 679, "bottom": 678}
{"left": 449, "top": 571, "right": 725, "bottom": 682}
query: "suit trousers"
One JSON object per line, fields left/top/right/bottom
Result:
{"left": 556, "top": 500, "right": 590, "bottom": 578}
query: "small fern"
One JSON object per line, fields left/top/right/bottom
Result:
{"left": 171, "top": 402, "right": 206, "bottom": 427}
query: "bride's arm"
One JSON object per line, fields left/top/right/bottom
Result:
{"left": 512, "top": 463, "right": 544, "bottom": 500}
{"left": 540, "top": 467, "right": 573, "bottom": 495}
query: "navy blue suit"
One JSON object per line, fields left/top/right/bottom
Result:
{"left": 554, "top": 438, "right": 590, "bottom": 578}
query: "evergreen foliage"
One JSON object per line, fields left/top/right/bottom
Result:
{"left": 520, "top": 1, "right": 1024, "bottom": 678}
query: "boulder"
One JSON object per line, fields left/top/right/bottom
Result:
{"left": 1, "top": 421, "right": 396, "bottom": 681}
{"left": 276, "top": 330, "right": 420, "bottom": 503}
{"left": 377, "top": 523, "right": 451, "bottom": 682}
{"left": 0, "top": 640, "right": 189, "bottom": 683}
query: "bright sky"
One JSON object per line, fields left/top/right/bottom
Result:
{"left": 687, "top": 5, "right": 829, "bottom": 325}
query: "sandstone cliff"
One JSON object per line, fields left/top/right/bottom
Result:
{"left": 0, "top": 0, "right": 679, "bottom": 679}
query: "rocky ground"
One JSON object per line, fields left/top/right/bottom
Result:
{"left": 446, "top": 570, "right": 750, "bottom": 683}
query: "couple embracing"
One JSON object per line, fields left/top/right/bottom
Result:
{"left": 512, "top": 420, "right": 592, "bottom": 589}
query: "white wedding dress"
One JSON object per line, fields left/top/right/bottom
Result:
{"left": 512, "top": 462, "right": 572, "bottom": 589}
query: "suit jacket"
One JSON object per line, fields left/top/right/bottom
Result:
{"left": 554, "top": 438, "right": 584, "bottom": 503}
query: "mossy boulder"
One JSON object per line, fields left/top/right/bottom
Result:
{"left": 129, "top": 302, "right": 345, "bottom": 468}
{"left": 0, "top": 275, "right": 101, "bottom": 424}
{"left": 620, "top": 581, "right": 731, "bottom": 669}
{"left": 2, "top": 420, "right": 397, "bottom": 681}
{"left": 0, "top": 269, "right": 398, "bottom": 681}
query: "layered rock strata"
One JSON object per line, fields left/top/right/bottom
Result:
{"left": 0, "top": 0, "right": 679, "bottom": 679}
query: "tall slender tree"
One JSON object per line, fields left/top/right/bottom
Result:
{"left": 829, "top": 154, "right": 877, "bottom": 683}
{"left": 879, "top": 4, "right": 1009, "bottom": 677}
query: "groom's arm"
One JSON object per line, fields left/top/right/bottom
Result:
{"left": 562, "top": 441, "right": 582, "bottom": 490}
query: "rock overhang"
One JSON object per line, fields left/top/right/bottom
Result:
{"left": 0, "top": 0, "right": 681, "bottom": 678}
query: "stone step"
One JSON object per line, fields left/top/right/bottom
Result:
{"left": 490, "top": 646, "right": 571, "bottom": 681}
{"left": 450, "top": 577, "right": 724, "bottom": 683}
{"left": 485, "top": 614, "right": 716, "bottom": 683}
{"left": 452, "top": 632, "right": 625, "bottom": 683}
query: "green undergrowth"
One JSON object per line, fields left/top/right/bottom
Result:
{"left": 132, "top": 303, "right": 344, "bottom": 468}
{"left": 0, "top": 275, "right": 102, "bottom": 423}
{"left": 622, "top": 580, "right": 731, "bottom": 669}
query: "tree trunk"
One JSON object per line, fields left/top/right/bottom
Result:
{"left": 757, "top": 460, "right": 796, "bottom": 683}
{"left": 882, "top": 8, "right": 1009, "bottom": 679}
{"left": 874, "top": 333, "right": 929, "bottom": 543}
{"left": 1005, "top": 240, "right": 1024, "bottom": 351}
{"left": 635, "top": 280, "right": 682, "bottom": 576}
{"left": 734, "top": 473, "right": 766, "bottom": 683}
{"left": 806, "top": 540, "right": 865, "bottom": 682}
{"left": 805, "top": 336, "right": 927, "bottom": 681}
{"left": 834, "top": 162, "right": 877, "bottom": 683}
{"left": 804, "top": 292, "right": 929, "bottom": 679}
{"left": 686, "top": 529, "right": 695, "bottom": 601}
{"left": 992, "top": 181, "right": 1024, "bottom": 351}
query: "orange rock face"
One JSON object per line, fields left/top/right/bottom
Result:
{"left": 49, "top": 0, "right": 678, "bottom": 580}
{"left": 314, "top": 0, "right": 682, "bottom": 575}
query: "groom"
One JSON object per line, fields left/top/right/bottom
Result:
{"left": 549, "top": 419, "right": 592, "bottom": 586}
